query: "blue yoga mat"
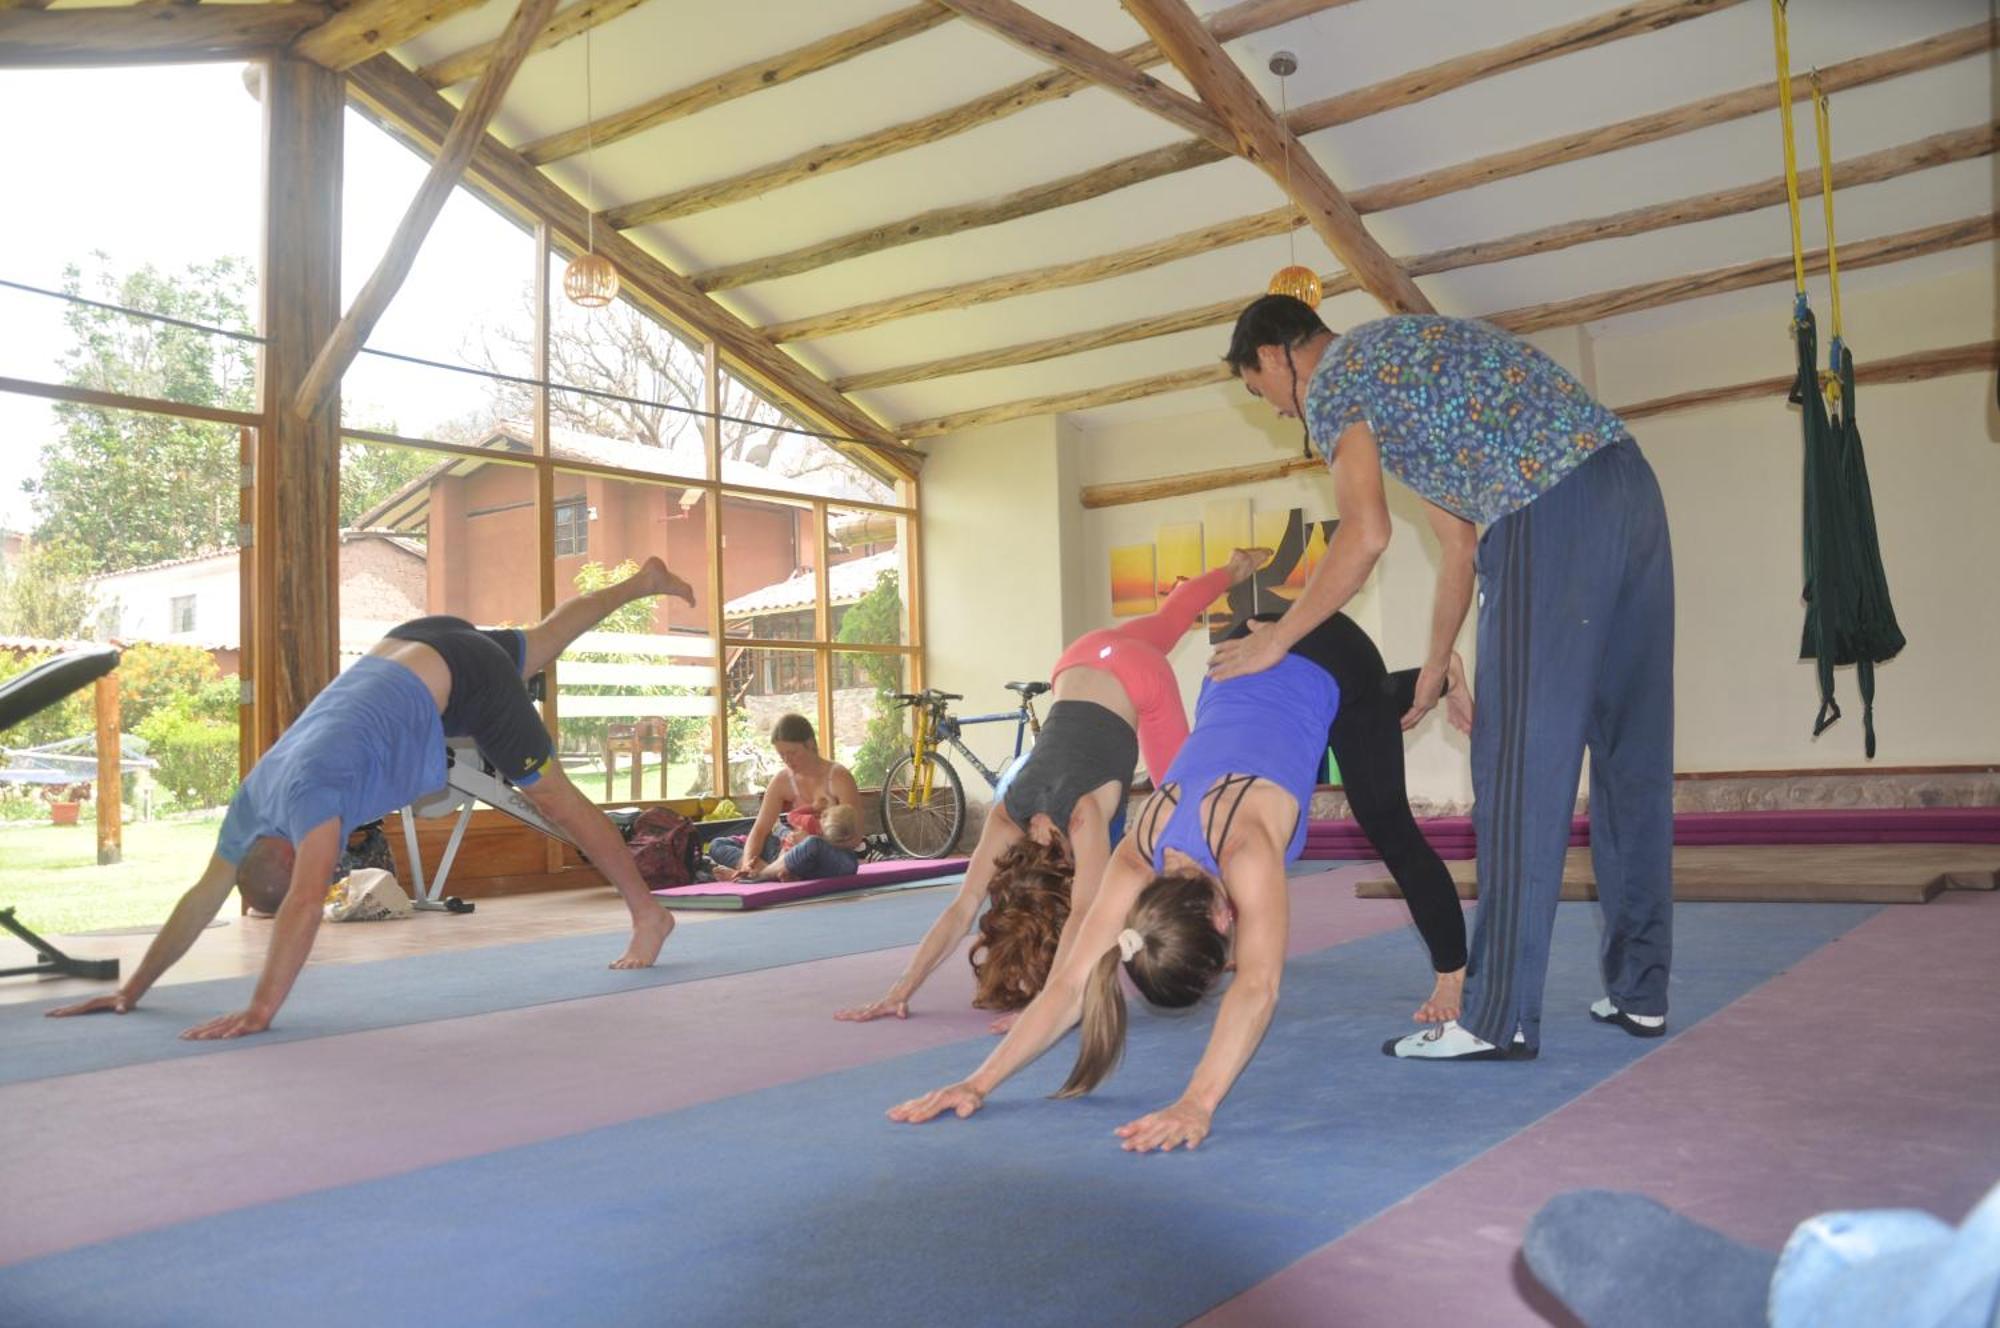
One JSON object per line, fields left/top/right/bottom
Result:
{"left": 0, "top": 886, "right": 960, "bottom": 1087}
{"left": 0, "top": 902, "right": 1875, "bottom": 1327}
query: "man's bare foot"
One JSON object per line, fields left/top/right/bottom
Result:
{"left": 1415, "top": 967, "right": 1466, "bottom": 1023}
{"left": 611, "top": 906, "right": 675, "bottom": 969}
{"left": 1444, "top": 652, "right": 1474, "bottom": 736}
{"left": 637, "top": 554, "right": 697, "bottom": 608}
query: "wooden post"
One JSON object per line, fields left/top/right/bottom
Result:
{"left": 258, "top": 57, "right": 344, "bottom": 738}
{"left": 94, "top": 673, "right": 121, "bottom": 866}
{"left": 704, "top": 341, "right": 728, "bottom": 800}
{"left": 534, "top": 222, "right": 564, "bottom": 873}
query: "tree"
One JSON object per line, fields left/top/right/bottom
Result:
{"left": 340, "top": 441, "right": 438, "bottom": 528}
{"left": 26, "top": 256, "right": 256, "bottom": 574}
{"left": 0, "top": 539, "right": 98, "bottom": 640}
{"left": 834, "top": 570, "right": 905, "bottom": 788}
{"left": 477, "top": 288, "right": 884, "bottom": 495}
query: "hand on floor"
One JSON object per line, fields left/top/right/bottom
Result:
{"left": 888, "top": 1081, "right": 985, "bottom": 1124}
{"left": 182, "top": 1008, "right": 271, "bottom": 1040}
{"left": 835, "top": 992, "right": 910, "bottom": 1022}
{"left": 45, "top": 992, "right": 135, "bottom": 1018}
{"left": 1116, "top": 1099, "right": 1212, "bottom": 1153}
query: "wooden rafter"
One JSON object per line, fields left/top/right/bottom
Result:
{"left": 293, "top": 0, "right": 559, "bottom": 419}
{"left": 518, "top": 3, "right": 955, "bottom": 167}
{"left": 1079, "top": 340, "right": 2000, "bottom": 508}
{"left": 1616, "top": 340, "right": 2000, "bottom": 420}
{"left": 937, "top": 0, "right": 1231, "bottom": 150}
{"left": 343, "top": 55, "right": 913, "bottom": 474}
{"left": 0, "top": 3, "right": 325, "bottom": 66}
{"left": 768, "top": 20, "right": 1995, "bottom": 343}
{"left": 608, "top": 0, "right": 1354, "bottom": 230}
{"left": 693, "top": 0, "right": 1736, "bottom": 292}
{"left": 897, "top": 212, "right": 1998, "bottom": 438}
{"left": 418, "top": 0, "right": 649, "bottom": 88}
{"left": 834, "top": 123, "right": 1997, "bottom": 392}
{"left": 291, "top": 0, "right": 486, "bottom": 71}
{"left": 1125, "top": 0, "right": 1428, "bottom": 313}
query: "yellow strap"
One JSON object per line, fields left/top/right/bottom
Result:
{"left": 1812, "top": 73, "right": 1843, "bottom": 342}
{"left": 1771, "top": 0, "right": 1807, "bottom": 296}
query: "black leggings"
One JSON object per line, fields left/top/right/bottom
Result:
{"left": 1243, "top": 613, "right": 1468, "bottom": 973}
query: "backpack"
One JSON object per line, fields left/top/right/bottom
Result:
{"left": 629, "top": 806, "right": 700, "bottom": 889}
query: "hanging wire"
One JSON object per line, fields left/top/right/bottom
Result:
{"left": 0, "top": 277, "right": 265, "bottom": 344}
{"left": 584, "top": 25, "right": 596, "bottom": 254}
{"left": 1279, "top": 72, "right": 1297, "bottom": 268}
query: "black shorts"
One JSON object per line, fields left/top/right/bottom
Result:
{"left": 384, "top": 616, "right": 552, "bottom": 785}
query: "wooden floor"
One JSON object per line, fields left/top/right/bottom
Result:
{"left": 0, "top": 886, "right": 727, "bottom": 1009}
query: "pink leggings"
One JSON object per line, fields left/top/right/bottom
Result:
{"left": 1051, "top": 565, "right": 1233, "bottom": 782}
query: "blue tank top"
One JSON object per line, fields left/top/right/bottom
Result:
{"left": 1145, "top": 653, "right": 1340, "bottom": 875}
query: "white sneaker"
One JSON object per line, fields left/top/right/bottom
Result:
{"left": 1383, "top": 1020, "right": 1536, "bottom": 1061}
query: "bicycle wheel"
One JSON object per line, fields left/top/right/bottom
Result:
{"left": 879, "top": 750, "right": 967, "bottom": 859}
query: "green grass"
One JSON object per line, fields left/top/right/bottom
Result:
{"left": 0, "top": 817, "right": 224, "bottom": 937}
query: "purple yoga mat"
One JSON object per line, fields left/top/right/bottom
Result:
{"left": 652, "top": 858, "right": 968, "bottom": 910}
{"left": 1300, "top": 807, "right": 2000, "bottom": 860}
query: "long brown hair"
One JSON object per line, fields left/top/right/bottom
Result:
{"left": 1055, "top": 872, "right": 1228, "bottom": 1098}
{"left": 968, "top": 835, "right": 1073, "bottom": 1010}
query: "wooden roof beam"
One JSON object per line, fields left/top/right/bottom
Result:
{"left": 694, "top": 0, "right": 1738, "bottom": 292}
{"left": 418, "top": 0, "right": 651, "bottom": 88}
{"left": 610, "top": 0, "right": 1358, "bottom": 230}
{"left": 1121, "top": 0, "right": 1428, "bottom": 313}
{"left": 518, "top": 3, "right": 956, "bottom": 167}
{"left": 834, "top": 122, "right": 1997, "bottom": 391}
{"left": 343, "top": 55, "right": 913, "bottom": 473}
{"left": 895, "top": 211, "right": 1997, "bottom": 437}
{"left": 767, "top": 19, "right": 1995, "bottom": 342}
{"left": 291, "top": 0, "right": 487, "bottom": 71}
{"left": 936, "top": 0, "right": 1232, "bottom": 150}
{"left": 0, "top": 3, "right": 325, "bottom": 66}
{"left": 1078, "top": 338, "right": 2000, "bottom": 507}
{"left": 292, "top": 0, "right": 559, "bottom": 420}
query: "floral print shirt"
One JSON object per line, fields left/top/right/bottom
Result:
{"left": 1304, "top": 316, "right": 1629, "bottom": 523}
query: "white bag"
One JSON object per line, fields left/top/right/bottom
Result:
{"left": 325, "top": 868, "right": 413, "bottom": 922}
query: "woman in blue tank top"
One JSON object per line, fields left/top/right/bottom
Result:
{"left": 890, "top": 613, "right": 1471, "bottom": 1152}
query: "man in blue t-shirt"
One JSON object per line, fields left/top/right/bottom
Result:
{"left": 1215, "top": 297, "right": 1675, "bottom": 1064}
{"left": 48, "top": 557, "right": 696, "bottom": 1041}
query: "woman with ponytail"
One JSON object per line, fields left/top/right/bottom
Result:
{"left": 889, "top": 613, "right": 1472, "bottom": 1151}
{"left": 837, "top": 547, "right": 1270, "bottom": 1028}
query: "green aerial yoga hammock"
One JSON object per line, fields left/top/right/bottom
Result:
{"left": 1773, "top": 1, "right": 1905, "bottom": 758}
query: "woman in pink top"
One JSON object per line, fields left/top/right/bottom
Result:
{"left": 836, "top": 547, "right": 1269, "bottom": 1029}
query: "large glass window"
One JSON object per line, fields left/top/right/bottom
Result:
{"left": 718, "top": 371, "right": 897, "bottom": 505}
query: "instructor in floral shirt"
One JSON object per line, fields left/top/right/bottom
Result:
{"left": 1213, "top": 298, "right": 1675, "bottom": 1064}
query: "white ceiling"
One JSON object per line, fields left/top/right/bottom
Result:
{"left": 383, "top": 0, "right": 1996, "bottom": 438}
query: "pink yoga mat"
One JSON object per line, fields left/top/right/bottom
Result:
{"left": 653, "top": 858, "right": 968, "bottom": 911}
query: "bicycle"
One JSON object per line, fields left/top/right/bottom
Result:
{"left": 878, "top": 681, "right": 1049, "bottom": 858}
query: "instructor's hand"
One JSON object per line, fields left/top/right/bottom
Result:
{"left": 1400, "top": 661, "right": 1447, "bottom": 731}
{"left": 46, "top": 991, "right": 134, "bottom": 1018}
{"left": 888, "top": 1081, "right": 985, "bottom": 1124}
{"left": 1208, "top": 618, "right": 1285, "bottom": 681}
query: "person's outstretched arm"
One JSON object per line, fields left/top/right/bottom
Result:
{"left": 181, "top": 819, "right": 341, "bottom": 1040}
{"left": 739, "top": 774, "right": 791, "bottom": 872}
{"left": 1210, "top": 423, "right": 1391, "bottom": 679}
{"left": 888, "top": 845, "right": 1150, "bottom": 1124}
{"left": 45, "top": 852, "right": 239, "bottom": 1019}
{"left": 1402, "top": 500, "right": 1477, "bottom": 729}
{"left": 836, "top": 808, "right": 1025, "bottom": 1021}
{"left": 1116, "top": 830, "right": 1289, "bottom": 1153}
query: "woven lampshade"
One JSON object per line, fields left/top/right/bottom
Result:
{"left": 1267, "top": 264, "right": 1322, "bottom": 308}
{"left": 563, "top": 251, "right": 619, "bottom": 308}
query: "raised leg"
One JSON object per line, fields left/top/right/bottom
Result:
{"left": 519, "top": 555, "right": 695, "bottom": 678}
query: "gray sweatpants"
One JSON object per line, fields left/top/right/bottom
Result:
{"left": 1457, "top": 438, "right": 1676, "bottom": 1050}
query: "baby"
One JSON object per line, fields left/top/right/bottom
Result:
{"left": 714, "top": 803, "right": 865, "bottom": 883}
